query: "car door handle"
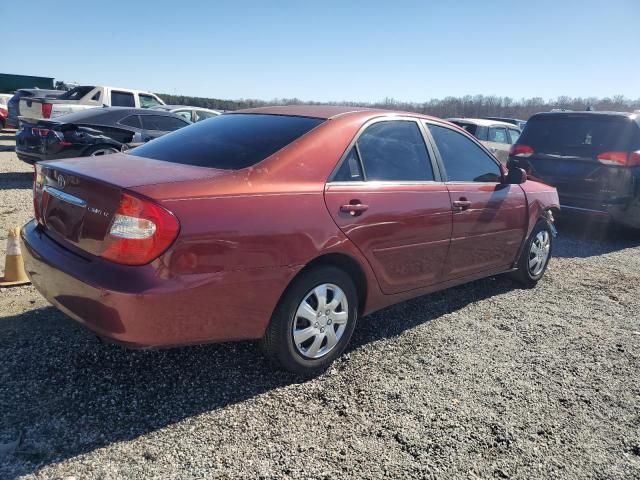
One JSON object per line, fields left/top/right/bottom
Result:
{"left": 340, "top": 203, "right": 369, "bottom": 216}
{"left": 452, "top": 200, "right": 472, "bottom": 211}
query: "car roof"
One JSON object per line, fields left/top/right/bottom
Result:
{"left": 154, "top": 105, "right": 218, "bottom": 111}
{"left": 447, "top": 118, "right": 518, "bottom": 128}
{"left": 533, "top": 110, "right": 638, "bottom": 119}
{"left": 49, "top": 107, "right": 185, "bottom": 125}
{"left": 230, "top": 104, "right": 449, "bottom": 122}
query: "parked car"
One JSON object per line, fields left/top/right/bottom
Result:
{"left": 448, "top": 118, "right": 521, "bottom": 164}
{"left": 15, "top": 107, "right": 190, "bottom": 164}
{"left": 484, "top": 117, "right": 527, "bottom": 130}
{"left": 508, "top": 111, "right": 640, "bottom": 229}
{"left": 0, "top": 94, "right": 11, "bottom": 129}
{"left": 150, "top": 104, "right": 221, "bottom": 122}
{"left": 18, "top": 85, "right": 164, "bottom": 122}
{"left": 7, "top": 88, "right": 65, "bottom": 128}
{"left": 21, "top": 106, "right": 558, "bottom": 374}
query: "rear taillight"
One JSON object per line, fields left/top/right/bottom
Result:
{"left": 100, "top": 192, "right": 179, "bottom": 266}
{"left": 33, "top": 164, "right": 44, "bottom": 223}
{"left": 32, "top": 127, "right": 50, "bottom": 136}
{"left": 509, "top": 144, "right": 534, "bottom": 157}
{"left": 41, "top": 103, "right": 53, "bottom": 119}
{"left": 597, "top": 151, "right": 640, "bottom": 167}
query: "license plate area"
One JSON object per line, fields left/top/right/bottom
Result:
{"left": 42, "top": 186, "right": 87, "bottom": 243}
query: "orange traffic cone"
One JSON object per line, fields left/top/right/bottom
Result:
{"left": 0, "top": 227, "right": 30, "bottom": 287}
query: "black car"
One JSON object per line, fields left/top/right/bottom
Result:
{"left": 7, "top": 88, "right": 65, "bottom": 128}
{"left": 15, "top": 107, "right": 190, "bottom": 164}
{"left": 508, "top": 111, "right": 640, "bottom": 229}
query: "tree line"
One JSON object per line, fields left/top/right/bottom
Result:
{"left": 156, "top": 93, "right": 640, "bottom": 120}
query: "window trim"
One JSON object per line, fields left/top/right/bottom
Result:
{"left": 328, "top": 116, "right": 444, "bottom": 184}
{"left": 423, "top": 120, "right": 505, "bottom": 184}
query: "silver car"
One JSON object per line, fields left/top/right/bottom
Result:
{"left": 447, "top": 118, "right": 521, "bottom": 164}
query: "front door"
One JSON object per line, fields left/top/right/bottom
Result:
{"left": 324, "top": 119, "right": 452, "bottom": 294}
{"left": 426, "top": 122, "right": 527, "bottom": 280}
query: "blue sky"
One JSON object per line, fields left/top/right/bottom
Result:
{"left": 3, "top": 0, "right": 639, "bottom": 102}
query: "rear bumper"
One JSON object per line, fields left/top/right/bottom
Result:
{"left": 16, "top": 150, "right": 43, "bottom": 164}
{"left": 21, "top": 220, "right": 298, "bottom": 347}
{"left": 560, "top": 195, "right": 640, "bottom": 229}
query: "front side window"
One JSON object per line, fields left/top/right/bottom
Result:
{"left": 111, "top": 91, "right": 135, "bottom": 107}
{"left": 131, "top": 113, "right": 324, "bottom": 169}
{"left": 488, "top": 127, "right": 508, "bottom": 144}
{"left": 140, "top": 115, "right": 189, "bottom": 131}
{"left": 139, "top": 94, "right": 163, "bottom": 108}
{"left": 428, "top": 124, "right": 501, "bottom": 183}
{"left": 356, "top": 120, "right": 434, "bottom": 181}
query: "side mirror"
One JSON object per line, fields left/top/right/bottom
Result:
{"left": 505, "top": 167, "right": 527, "bottom": 184}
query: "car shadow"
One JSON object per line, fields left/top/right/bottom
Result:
{"left": 0, "top": 275, "right": 516, "bottom": 477}
{"left": 0, "top": 134, "right": 16, "bottom": 141}
{"left": 553, "top": 217, "right": 640, "bottom": 258}
{"left": 0, "top": 172, "right": 33, "bottom": 190}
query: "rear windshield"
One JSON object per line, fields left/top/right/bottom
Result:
{"left": 130, "top": 113, "right": 325, "bottom": 169}
{"left": 451, "top": 121, "right": 478, "bottom": 136}
{"left": 519, "top": 115, "right": 640, "bottom": 156}
{"left": 58, "top": 86, "right": 95, "bottom": 100}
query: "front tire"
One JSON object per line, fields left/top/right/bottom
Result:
{"left": 511, "top": 219, "right": 553, "bottom": 288}
{"left": 261, "top": 266, "right": 358, "bottom": 375}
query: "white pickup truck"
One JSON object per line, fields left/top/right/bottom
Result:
{"left": 19, "top": 85, "right": 164, "bottom": 121}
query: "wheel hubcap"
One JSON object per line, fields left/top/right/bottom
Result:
{"left": 292, "top": 283, "right": 349, "bottom": 359}
{"left": 528, "top": 230, "right": 550, "bottom": 276}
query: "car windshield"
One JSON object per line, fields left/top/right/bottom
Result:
{"left": 519, "top": 115, "right": 639, "bottom": 157}
{"left": 130, "top": 113, "right": 325, "bottom": 169}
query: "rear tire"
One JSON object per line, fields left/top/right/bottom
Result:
{"left": 261, "top": 266, "right": 358, "bottom": 375}
{"left": 511, "top": 219, "right": 553, "bottom": 288}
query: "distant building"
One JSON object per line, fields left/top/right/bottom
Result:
{"left": 0, "top": 73, "right": 55, "bottom": 93}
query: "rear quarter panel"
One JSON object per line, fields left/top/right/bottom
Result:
{"left": 520, "top": 180, "right": 560, "bottom": 239}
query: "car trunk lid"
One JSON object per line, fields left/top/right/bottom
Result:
{"left": 34, "top": 154, "right": 230, "bottom": 257}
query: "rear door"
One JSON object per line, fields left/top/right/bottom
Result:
{"left": 324, "top": 118, "right": 452, "bottom": 294}
{"left": 510, "top": 114, "right": 640, "bottom": 209}
{"left": 426, "top": 122, "right": 527, "bottom": 280}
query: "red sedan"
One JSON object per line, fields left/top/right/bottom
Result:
{"left": 21, "top": 106, "right": 559, "bottom": 374}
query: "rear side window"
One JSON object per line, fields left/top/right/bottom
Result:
{"left": 111, "top": 91, "right": 135, "bottom": 107}
{"left": 130, "top": 114, "right": 324, "bottom": 169}
{"left": 519, "top": 115, "right": 638, "bottom": 156}
{"left": 429, "top": 124, "right": 501, "bottom": 183}
{"left": 333, "top": 148, "right": 364, "bottom": 181}
{"left": 140, "top": 115, "right": 188, "bottom": 131}
{"left": 119, "top": 115, "right": 141, "bottom": 128}
{"left": 356, "top": 121, "right": 434, "bottom": 181}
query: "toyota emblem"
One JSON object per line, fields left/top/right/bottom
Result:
{"left": 57, "top": 174, "right": 66, "bottom": 189}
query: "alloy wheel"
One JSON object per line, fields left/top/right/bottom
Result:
{"left": 292, "top": 283, "right": 349, "bottom": 359}
{"left": 528, "top": 230, "right": 550, "bottom": 276}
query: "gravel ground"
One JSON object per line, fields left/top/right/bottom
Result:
{"left": 0, "top": 131, "right": 639, "bottom": 479}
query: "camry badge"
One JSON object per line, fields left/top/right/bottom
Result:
{"left": 57, "top": 174, "right": 66, "bottom": 189}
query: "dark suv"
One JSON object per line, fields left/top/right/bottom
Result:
{"left": 508, "top": 111, "right": 640, "bottom": 229}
